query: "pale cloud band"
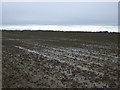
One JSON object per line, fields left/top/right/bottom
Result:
{"left": 1, "top": 0, "right": 120, "bottom": 2}
{"left": 1, "top": 25, "right": 118, "bottom": 32}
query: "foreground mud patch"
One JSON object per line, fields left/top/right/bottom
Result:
{"left": 2, "top": 32, "right": 119, "bottom": 88}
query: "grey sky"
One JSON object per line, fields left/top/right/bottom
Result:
{"left": 2, "top": 2, "right": 118, "bottom": 26}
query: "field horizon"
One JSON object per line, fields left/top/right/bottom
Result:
{"left": 1, "top": 25, "right": 118, "bottom": 33}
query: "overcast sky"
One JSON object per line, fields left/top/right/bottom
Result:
{"left": 2, "top": 2, "right": 118, "bottom": 26}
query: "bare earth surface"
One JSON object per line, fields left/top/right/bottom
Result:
{"left": 2, "top": 31, "right": 119, "bottom": 88}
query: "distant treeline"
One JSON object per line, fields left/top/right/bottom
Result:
{"left": 1, "top": 29, "right": 119, "bottom": 34}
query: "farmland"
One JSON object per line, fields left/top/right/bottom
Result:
{"left": 2, "top": 30, "right": 119, "bottom": 88}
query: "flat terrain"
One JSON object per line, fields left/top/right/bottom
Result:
{"left": 2, "top": 31, "right": 119, "bottom": 88}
